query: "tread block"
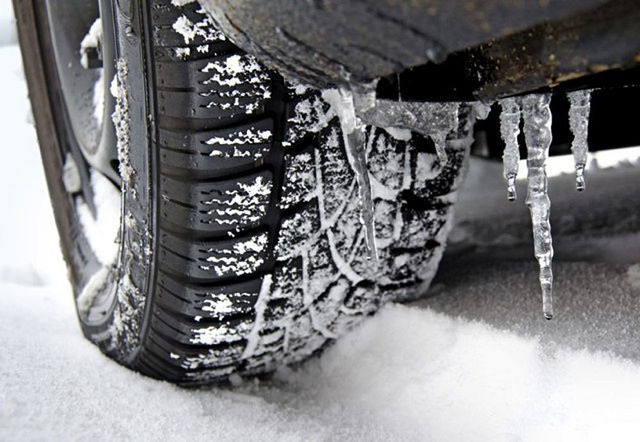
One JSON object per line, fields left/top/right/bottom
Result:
{"left": 156, "top": 272, "right": 261, "bottom": 321}
{"left": 159, "top": 229, "right": 270, "bottom": 280}
{"left": 281, "top": 148, "right": 316, "bottom": 210}
{"left": 152, "top": 6, "right": 227, "bottom": 48}
{"left": 275, "top": 202, "right": 321, "bottom": 259}
{"left": 146, "top": 330, "right": 244, "bottom": 371}
{"left": 158, "top": 88, "right": 267, "bottom": 119}
{"left": 160, "top": 170, "right": 273, "bottom": 233}
{"left": 158, "top": 118, "right": 274, "bottom": 175}
{"left": 317, "top": 125, "right": 356, "bottom": 219}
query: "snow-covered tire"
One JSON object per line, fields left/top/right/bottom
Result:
{"left": 17, "top": 0, "right": 474, "bottom": 384}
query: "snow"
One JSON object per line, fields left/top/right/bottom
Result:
{"left": 76, "top": 265, "right": 113, "bottom": 316}
{"left": 3, "top": 10, "right": 640, "bottom": 439}
{"left": 0, "top": 45, "right": 65, "bottom": 287}
{"left": 79, "top": 18, "right": 102, "bottom": 69}
{"left": 75, "top": 170, "right": 121, "bottom": 266}
{"left": 171, "top": 0, "right": 197, "bottom": 6}
{"left": 112, "top": 58, "right": 134, "bottom": 186}
{"left": 205, "top": 128, "right": 272, "bottom": 145}
{"left": 171, "top": 12, "right": 226, "bottom": 46}
{"left": 241, "top": 275, "right": 273, "bottom": 358}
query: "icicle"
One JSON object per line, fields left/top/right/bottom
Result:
{"left": 423, "top": 102, "right": 459, "bottom": 164}
{"left": 521, "top": 93, "right": 554, "bottom": 320}
{"left": 567, "top": 89, "right": 592, "bottom": 191}
{"left": 472, "top": 101, "right": 492, "bottom": 121}
{"left": 322, "top": 88, "right": 378, "bottom": 262}
{"left": 499, "top": 97, "right": 522, "bottom": 201}
{"left": 358, "top": 99, "right": 459, "bottom": 165}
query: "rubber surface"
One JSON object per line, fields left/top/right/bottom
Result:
{"left": 21, "top": 0, "right": 474, "bottom": 384}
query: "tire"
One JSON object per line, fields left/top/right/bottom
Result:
{"left": 16, "top": 0, "right": 475, "bottom": 384}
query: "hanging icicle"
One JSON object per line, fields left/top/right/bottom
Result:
{"left": 322, "top": 88, "right": 379, "bottom": 262}
{"left": 567, "top": 89, "right": 592, "bottom": 192}
{"left": 499, "top": 97, "right": 522, "bottom": 201}
{"left": 521, "top": 93, "right": 554, "bottom": 320}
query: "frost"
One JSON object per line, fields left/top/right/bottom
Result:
{"left": 568, "top": 89, "right": 592, "bottom": 191}
{"left": 286, "top": 93, "right": 333, "bottom": 143}
{"left": 522, "top": 93, "right": 554, "bottom": 319}
{"left": 499, "top": 97, "right": 522, "bottom": 201}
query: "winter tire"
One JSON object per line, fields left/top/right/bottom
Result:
{"left": 15, "top": 0, "right": 475, "bottom": 384}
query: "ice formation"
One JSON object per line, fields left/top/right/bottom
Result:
{"left": 296, "top": 81, "right": 594, "bottom": 318}
{"left": 568, "top": 89, "right": 592, "bottom": 191}
{"left": 521, "top": 94, "right": 554, "bottom": 320}
{"left": 499, "top": 97, "right": 522, "bottom": 201}
{"left": 359, "top": 99, "right": 459, "bottom": 164}
{"left": 496, "top": 90, "right": 594, "bottom": 318}
{"left": 317, "top": 92, "right": 465, "bottom": 264}
{"left": 322, "top": 88, "right": 379, "bottom": 262}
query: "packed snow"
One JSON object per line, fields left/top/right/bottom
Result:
{"left": 3, "top": 8, "right": 640, "bottom": 440}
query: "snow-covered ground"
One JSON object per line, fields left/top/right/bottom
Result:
{"left": 3, "top": 7, "right": 640, "bottom": 440}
